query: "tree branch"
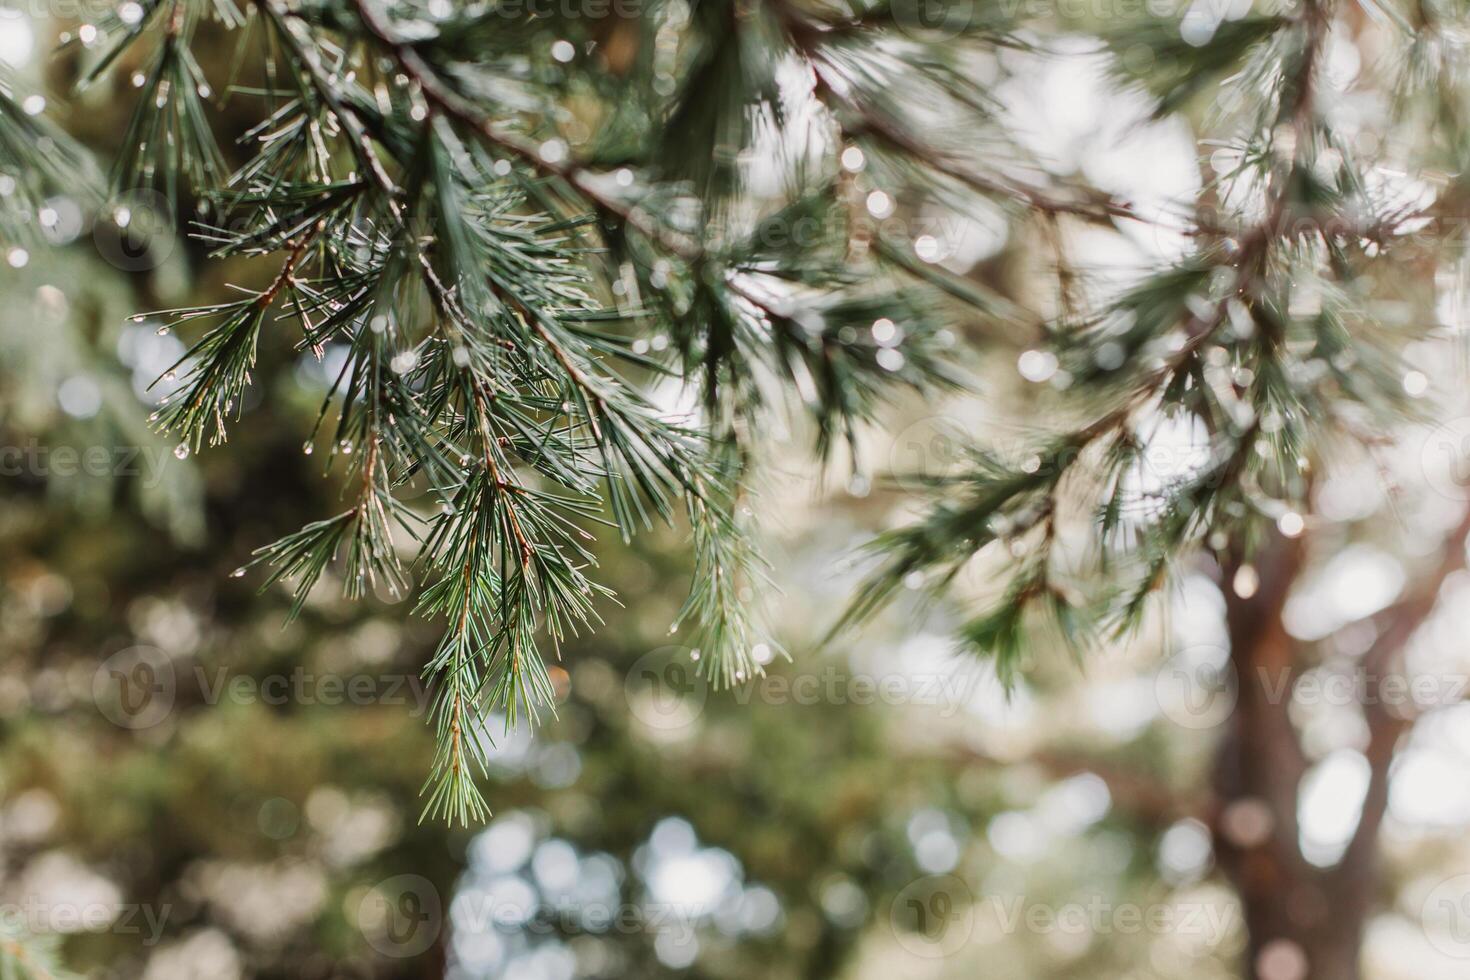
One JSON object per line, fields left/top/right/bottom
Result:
{"left": 1335, "top": 504, "right": 1470, "bottom": 890}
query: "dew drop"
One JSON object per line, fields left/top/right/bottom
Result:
{"left": 1233, "top": 564, "right": 1259, "bottom": 599}
{"left": 230, "top": 567, "right": 246, "bottom": 578}
{"left": 173, "top": 443, "right": 189, "bottom": 460}
{"left": 302, "top": 441, "right": 314, "bottom": 455}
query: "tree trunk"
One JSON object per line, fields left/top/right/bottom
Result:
{"left": 1211, "top": 510, "right": 1470, "bottom": 978}
{"left": 1212, "top": 535, "right": 1373, "bottom": 980}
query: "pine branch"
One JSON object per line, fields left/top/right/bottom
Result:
{"left": 836, "top": 0, "right": 1428, "bottom": 670}
{"left": 0, "top": 67, "right": 102, "bottom": 245}
{"left": 0, "top": 921, "right": 75, "bottom": 980}
{"left": 34, "top": 0, "right": 1458, "bottom": 826}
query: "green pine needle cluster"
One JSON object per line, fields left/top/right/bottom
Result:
{"left": 22, "top": 0, "right": 1011, "bottom": 822}
{"left": 9, "top": 0, "right": 1466, "bottom": 820}
{"left": 839, "top": 0, "right": 1456, "bottom": 679}
{"left": 0, "top": 920, "right": 76, "bottom": 980}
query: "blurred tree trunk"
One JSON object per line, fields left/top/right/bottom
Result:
{"left": 1213, "top": 535, "right": 1327, "bottom": 979}
{"left": 1214, "top": 513, "right": 1470, "bottom": 979}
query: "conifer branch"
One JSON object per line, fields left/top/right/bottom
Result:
{"left": 28, "top": 0, "right": 1458, "bottom": 825}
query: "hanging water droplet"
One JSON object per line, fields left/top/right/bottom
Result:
{"left": 690, "top": 650, "right": 701, "bottom": 662}
{"left": 162, "top": 370, "right": 176, "bottom": 382}
{"left": 338, "top": 439, "right": 353, "bottom": 454}
{"left": 302, "top": 441, "right": 314, "bottom": 455}
{"left": 173, "top": 443, "right": 189, "bottom": 459}
{"left": 668, "top": 621, "right": 680, "bottom": 634}
{"left": 459, "top": 454, "right": 472, "bottom": 467}
{"left": 230, "top": 567, "right": 246, "bottom": 578}
{"left": 155, "top": 325, "right": 169, "bottom": 336}
{"left": 440, "top": 501, "right": 455, "bottom": 515}
{"left": 1233, "top": 564, "right": 1259, "bottom": 599}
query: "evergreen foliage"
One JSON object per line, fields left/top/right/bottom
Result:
{"left": 0, "top": 920, "right": 75, "bottom": 980}
{"left": 4, "top": 0, "right": 1466, "bottom": 825}
{"left": 11, "top": 0, "right": 1013, "bottom": 821}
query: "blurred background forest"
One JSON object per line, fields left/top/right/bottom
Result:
{"left": 7, "top": 1, "right": 1470, "bottom": 979}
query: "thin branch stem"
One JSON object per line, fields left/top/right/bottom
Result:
{"left": 352, "top": 0, "right": 702, "bottom": 261}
